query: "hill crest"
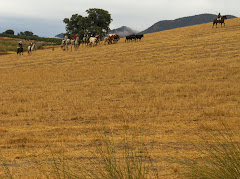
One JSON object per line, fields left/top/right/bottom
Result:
{"left": 140, "top": 13, "right": 237, "bottom": 34}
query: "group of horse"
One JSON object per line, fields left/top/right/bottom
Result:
{"left": 61, "top": 33, "right": 121, "bottom": 51}
{"left": 61, "top": 34, "right": 104, "bottom": 51}
{"left": 125, "top": 34, "right": 144, "bottom": 42}
{"left": 104, "top": 34, "right": 120, "bottom": 44}
{"left": 17, "top": 44, "right": 35, "bottom": 55}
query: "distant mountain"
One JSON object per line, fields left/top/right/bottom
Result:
{"left": 140, "top": 14, "right": 238, "bottom": 34}
{"left": 107, "top": 26, "right": 139, "bottom": 37}
{"left": 55, "top": 33, "right": 64, "bottom": 39}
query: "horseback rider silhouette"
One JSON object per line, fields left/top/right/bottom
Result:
{"left": 83, "top": 32, "right": 89, "bottom": 46}
{"left": 17, "top": 41, "right": 23, "bottom": 55}
{"left": 19, "top": 41, "right": 23, "bottom": 48}
{"left": 29, "top": 41, "right": 33, "bottom": 48}
{"left": 217, "top": 13, "right": 221, "bottom": 21}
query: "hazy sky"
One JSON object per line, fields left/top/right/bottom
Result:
{"left": 0, "top": 0, "right": 239, "bottom": 37}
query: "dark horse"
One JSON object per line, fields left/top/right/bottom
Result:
{"left": 82, "top": 36, "right": 89, "bottom": 46}
{"left": 213, "top": 16, "right": 227, "bottom": 28}
{"left": 95, "top": 33, "right": 103, "bottom": 45}
{"left": 17, "top": 46, "right": 23, "bottom": 55}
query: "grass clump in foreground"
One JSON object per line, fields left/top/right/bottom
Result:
{"left": 180, "top": 122, "right": 240, "bottom": 179}
{"left": 36, "top": 128, "right": 159, "bottom": 179}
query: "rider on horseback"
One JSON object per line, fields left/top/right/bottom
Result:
{"left": 84, "top": 32, "right": 88, "bottom": 38}
{"left": 217, "top": 13, "right": 221, "bottom": 21}
{"left": 29, "top": 41, "right": 33, "bottom": 48}
{"left": 18, "top": 41, "right": 23, "bottom": 48}
{"left": 17, "top": 41, "right": 23, "bottom": 55}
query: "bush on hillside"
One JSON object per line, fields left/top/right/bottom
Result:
{"left": 4, "top": 29, "right": 14, "bottom": 35}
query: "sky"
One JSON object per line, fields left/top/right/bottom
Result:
{"left": 0, "top": 0, "right": 239, "bottom": 37}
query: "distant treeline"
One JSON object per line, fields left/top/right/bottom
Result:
{"left": 0, "top": 33, "right": 62, "bottom": 45}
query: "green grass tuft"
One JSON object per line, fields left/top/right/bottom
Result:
{"left": 180, "top": 122, "right": 240, "bottom": 179}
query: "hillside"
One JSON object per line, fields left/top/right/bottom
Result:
{"left": 107, "top": 26, "right": 139, "bottom": 37}
{"left": 55, "top": 33, "right": 64, "bottom": 39}
{"left": 140, "top": 13, "right": 237, "bottom": 34}
{"left": 0, "top": 18, "right": 240, "bottom": 178}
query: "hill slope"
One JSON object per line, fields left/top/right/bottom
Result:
{"left": 107, "top": 26, "right": 139, "bottom": 37}
{"left": 0, "top": 18, "right": 240, "bottom": 178}
{"left": 140, "top": 13, "right": 237, "bottom": 34}
{"left": 55, "top": 33, "right": 64, "bottom": 39}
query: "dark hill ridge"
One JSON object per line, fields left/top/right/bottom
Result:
{"left": 140, "top": 13, "right": 237, "bottom": 34}
{"left": 107, "top": 26, "right": 139, "bottom": 37}
{"left": 55, "top": 33, "right": 64, "bottom": 39}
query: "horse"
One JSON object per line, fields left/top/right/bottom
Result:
{"left": 61, "top": 39, "right": 71, "bottom": 51}
{"left": 108, "top": 34, "right": 120, "bottom": 44}
{"left": 104, "top": 37, "right": 110, "bottom": 45}
{"left": 95, "top": 33, "right": 103, "bottom": 45}
{"left": 17, "top": 46, "right": 23, "bottom": 55}
{"left": 89, "top": 37, "right": 98, "bottom": 47}
{"left": 28, "top": 44, "right": 35, "bottom": 55}
{"left": 82, "top": 36, "right": 89, "bottom": 46}
{"left": 70, "top": 39, "right": 75, "bottom": 51}
{"left": 213, "top": 16, "right": 227, "bottom": 28}
{"left": 74, "top": 37, "right": 80, "bottom": 50}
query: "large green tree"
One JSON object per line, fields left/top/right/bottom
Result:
{"left": 63, "top": 8, "right": 112, "bottom": 38}
{"left": 63, "top": 14, "right": 88, "bottom": 38}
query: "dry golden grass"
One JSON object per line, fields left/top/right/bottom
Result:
{"left": 0, "top": 18, "right": 240, "bottom": 178}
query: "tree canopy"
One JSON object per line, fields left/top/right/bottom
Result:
{"left": 18, "top": 31, "right": 35, "bottom": 36}
{"left": 4, "top": 29, "right": 14, "bottom": 35}
{"left": 63, "top": 8, "right": 112, "bottom": 38}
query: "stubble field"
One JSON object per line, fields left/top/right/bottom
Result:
{"left": 0, "top": 18, "right": 240, "bottom": 178}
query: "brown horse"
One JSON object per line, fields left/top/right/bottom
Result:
{"left": 17, "top": 47, "right": 23, "bottom": 55}
{"left": 95, "top": 33, "right": 102, "bottom": 45}
{"left": 213, "top": 15, "right": 227, "bottom": 28}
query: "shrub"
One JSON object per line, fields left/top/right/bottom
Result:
{"left": 36, "top": 128, "right": 159, "bottom": 179}
{"left": 179, "top": 122, "right": 240, "bottom": 179}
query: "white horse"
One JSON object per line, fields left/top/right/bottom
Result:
{"left": 89, "top": 37, "right": 98, "bottom": 47}
{"left": 75, "top": 37, "right": 80, "bottom": 50}
{"left": 62, "top": 39, "right": 71, "bottom": 51}
{"left": 28, "top": 44, "right": 35, "bottom": 55}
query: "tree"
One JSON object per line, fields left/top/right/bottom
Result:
{"left": 86, "top": 8, "right": 112, "bottom": 35}
{"left": 63, "top": 14, "right": 88, "bottom": 38}
{"left": 63, "top": 8, "right": 112, "bottom": 38}
{"left": 18, "top": 31, "right": 34, "bottom": 36}
{"left": 4, "top": 29, "right": 14, "bottom": 35}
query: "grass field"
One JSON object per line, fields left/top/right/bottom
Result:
{"left": 0, "top": 18, "right": 240, "bottom": 178}
{"left": 0, "top": 37, "right": 48, "bottom": 54}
